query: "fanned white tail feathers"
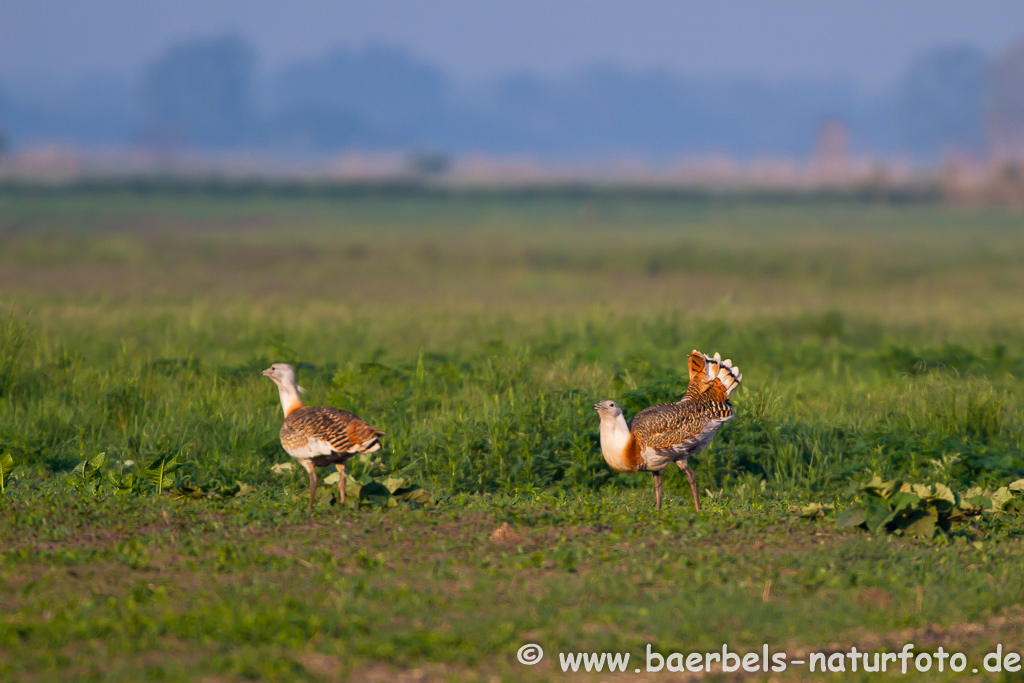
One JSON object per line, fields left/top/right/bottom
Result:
{"left": 696, "top": 349, "right": 743, "bottom": 397}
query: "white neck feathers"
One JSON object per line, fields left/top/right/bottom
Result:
{"left": 276, "top": 381, "right": 304, "bottom": 417}
{"left": 598, "top": 413, "right": 634, "bottom": 472}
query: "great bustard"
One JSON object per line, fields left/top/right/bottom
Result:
{"left": 263, "top": 363, "right": 384, "bottom": 514}
{"left": 594, "top": 350, "right": 742, "bottom": 511}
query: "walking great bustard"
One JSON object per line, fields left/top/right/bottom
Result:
{"left": 263, "top": 363, "right": 384, "bottom": 514}
{"left": 594, "top": 350, "right": 742, "bottom": 511}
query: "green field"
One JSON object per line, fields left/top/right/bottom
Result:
{"left": 1, "top": 190, "right": 1023, "bottom": 681}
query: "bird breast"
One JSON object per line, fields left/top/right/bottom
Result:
{"left": 599, "top": 418, "right": 637, "bottom": 472}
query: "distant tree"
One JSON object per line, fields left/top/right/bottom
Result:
{"left": 407, "top": 149, "right": 451, "bottom": 177}
{"left": 139, "top": 34, "right": 256, "bottom": 149}
{"left": 898, "top": 46, "right": 986, "bottom": 159}
{"left": 272, "top": 46, "right": 449, "bottom": 148}
{"left": 986, "top": 39, "right": 1024, "bottom": 158}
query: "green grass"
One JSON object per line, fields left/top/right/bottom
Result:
{"left": 1, "top": 192, "right": 1024, "bottom": 680}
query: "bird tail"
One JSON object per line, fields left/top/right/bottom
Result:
{"left": 347, "top": 420, "right": 385, "bottom": 453}
{"left": 685, "top": 349, "right": 742, "bottom": 401}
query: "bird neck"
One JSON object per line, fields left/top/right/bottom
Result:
{"left": 276, "top": 382, "right": 304, "bottom": 417}
{"left": 598, "top": 413, "right": 636, "bottom": 472}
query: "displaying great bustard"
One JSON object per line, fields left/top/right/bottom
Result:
{"left": 594, "top": 350, "right": 742, "bottom": 511}
{"left": 263, "top": 363, "right": 384, "bottom": 514}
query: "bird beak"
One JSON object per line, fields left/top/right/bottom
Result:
{"left": 592, "top": 403, "right": 600, "bottom": 410}
{"left": 262, "top": 368, "right": 273, "bottom": 377}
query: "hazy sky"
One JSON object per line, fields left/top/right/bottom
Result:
{"left": 3, "top": 0, "right": 1024, "bottom": 92}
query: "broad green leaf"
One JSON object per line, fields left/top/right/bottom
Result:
{"left": 1, "top": 451, "right": 16, "bottom": 475}
{"left": 863, "top": 497, "right": 894, "bottom": 533}
{"left": 878, "top": 509, "right": 901, "bottom": 531}
{"left": 911, "top": 483, "right": 932, "bottom": 498}
{"left": 0, "top": 451, "right": 14, "bottom": 492}
{"left": 798, "top": 503, "right": 831, "bottom": 519}
{"left": 966, "top": 495, "right": 992, "bottom": 510}
{"left": 836, "top": 507, "right": 867, "bottom": 529}
{"left": 393, "top": 484, "right": 433, "bottom": 506}
{"left": 964, "top": 486, "right": 988, "bottom": 499}
{"left": 118, "top": 473, "right": 139, "bottom": 493}
{"left": 358, "top": 481, "right": 392, "bottom": 507}
{"left": 69, "top": 452, "right": 106, "bottom": 489}
{"left": 1003, "top": 497, "right": 1024, "bottom": 514}
{"left": 859, "top": 476, "right": 890, "bottom": 497}
{"left": 144, "top": 454, "right": 183, "bottom": 494}
{"left": 270, "top": 462, "right": 295, "bottom": 474}
{"left": 903, "top": 510, "right": 938, "bottom": 538}
{"left": 929, "top": 483, "right": 956, "bottom": 505}
{"left": 171, "top": 480, "right": 205, "bottom": 500}
{"left": 877, "top": 479, "right": 900, "bottom": 499}
{"left": 990, "top": 487, "right": 1013, "bottom": 510}
{"left": 890, "top": 491, "right": 921, "bottom": 511}
{"left": 107, "top": 470, "right": 140, "bottom": 494}
{"left": 946, "top": 506, "right": 972, "bottom": 523}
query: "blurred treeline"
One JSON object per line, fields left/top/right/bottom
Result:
{"left": 3, "top": 36, "right": 1024, "bottom": 161}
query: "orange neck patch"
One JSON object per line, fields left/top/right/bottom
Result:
{"left": 626, "top": 436, "right": 643, "bottom": 471}
{"left": 283, "top": 396, "right": 304, "bottom": 417}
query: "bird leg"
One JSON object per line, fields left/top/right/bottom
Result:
{"left": 335, "top": 462, "right": 346, "bottom": 506}
{"left": 303, "top": 462, "right": 318, "bottom": 515}
{"left": 653, "top": 471, "right": 662, "bottom": 510}
{"left": 676, "top": 459, "right": 701, "bottom": 511}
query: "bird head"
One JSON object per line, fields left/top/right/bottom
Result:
{"left": 593, "top": 400, "right": 623, "bottom": 418}
{"left": 262, "top": 363, "right": 303, "bottom": 392}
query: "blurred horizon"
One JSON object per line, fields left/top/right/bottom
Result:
{"left": 3, "top": 2, "right": 1024, "bottom": 180}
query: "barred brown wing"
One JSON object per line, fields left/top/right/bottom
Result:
{"left": 283, "top": 406, "right": 384, "bottom": 454}
{"left": 631, "top": 401, "right": 734, "bottom": 454}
